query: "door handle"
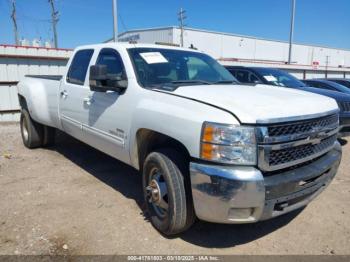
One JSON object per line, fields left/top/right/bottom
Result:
{"left": 83, "top": 97, "right": 94, "bottom": 106}
{"left": 60, "top": 90, "right": 68, "bottom": 99}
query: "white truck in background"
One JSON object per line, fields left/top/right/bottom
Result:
{"left": 17, "top": 43, "right": 342, "bottom": 235}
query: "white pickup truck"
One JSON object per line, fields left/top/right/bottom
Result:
{"left": 17, "top": 43, "right": 342, "bottom": 235}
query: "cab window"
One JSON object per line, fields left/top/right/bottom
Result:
{"left": 234, "top": 70, "right": 260, "bottom": 84}
{"left": 306, "top": 81, "right": 332, "bottom": 91}
{"left": 96, "top": 48, "right": 126, "bottom": 79}
{"left": 67, "top": 49, "right": 94, "bottom": 85}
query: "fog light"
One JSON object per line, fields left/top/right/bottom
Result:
{"left": 228, "top": 208, "right": 254, "bottom": 220}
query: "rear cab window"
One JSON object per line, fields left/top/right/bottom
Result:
{"left": 67, "top": 49, "right": 94, "bottom": 85}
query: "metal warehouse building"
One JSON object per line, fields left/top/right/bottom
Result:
{"left": 115, "top": 26, "right": 350, "bottom": 79}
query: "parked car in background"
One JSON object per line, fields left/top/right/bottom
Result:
{"left": 225, "top": 66, "right": 350, "bottom": 137}
{"left": 325, "top": 78, "right": 350, "bottom": 89}
{"left": 16, "top": 43, "right": 342, "bottom": 235}
{"left": 303, "top": 79, "right": 350, "bottom": 95}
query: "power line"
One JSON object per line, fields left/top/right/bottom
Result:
{"left": 48, "top": 0, "right": 59, "bottom": 48}
{"left": 119, "top": 13, "right": 128, "bottom": 32}
{"left": 18, "top": 14, "right": 51, "bottom": 23}
{"left": 178, "top": 8, "right": 187, "bottom": 47}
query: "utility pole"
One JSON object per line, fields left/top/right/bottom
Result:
{"left": 112, "top": 0, "right": 118, "bottom": 42}
{"left": 48, "top": 0, "right": 59, "bottom": 48}
{"left": 288, "top": 0, "right": 296, "bottom": 64}
{"left": 325, "top": 55, "right": 330, "bottom": 79}
{"left": 178, "top": 8, "right": 186, "bottom": 47}
{"left": 11, "top": 0, "right": 19, "bottom": 45}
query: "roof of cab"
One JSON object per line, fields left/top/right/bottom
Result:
{"left": 74, "top": 42, "right": 203, "bottom": 53}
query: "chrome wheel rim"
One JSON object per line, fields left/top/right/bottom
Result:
{"left": 21, "top": 117, "right": 29, "bottom": 142}
{"left": 146, "top": 167, "right": 169, "bottom": 218}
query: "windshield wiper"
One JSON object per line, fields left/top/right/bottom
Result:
{"left": 213, "top": 80, "right": 238, "bottom": 84}
{"left": 170, "top": 80, "right": 212, "bottom": 85}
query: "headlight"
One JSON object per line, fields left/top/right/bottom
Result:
{"left": 200, "top": 122, "right": 257, "bottom": 165}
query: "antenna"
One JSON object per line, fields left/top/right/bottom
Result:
{"left": 178, "top": 8, "right": 187, "bottom": 47}
{"left": 11, "top": 0, "right": 19, "bottom": 45}
{"left": 288, "top": 0, "right": 296, "bottom": 64}
{"left": 48, "top": 0, "right": 59, "bottom": 48}
{"left": 112, "top": 0, "right": 118, "bottom": 42}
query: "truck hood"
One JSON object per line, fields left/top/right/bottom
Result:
{"left": 169, "top": 84, "right": 339, "bottom": 124}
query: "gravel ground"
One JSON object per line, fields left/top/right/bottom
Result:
{"left": 0, "top": 122, "right": 349, "bottom": 255}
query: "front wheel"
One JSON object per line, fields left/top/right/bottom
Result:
{"left": 142, "top": 149, "right": 196, "bottom": 235}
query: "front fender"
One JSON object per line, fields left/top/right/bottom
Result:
{"left": 129, "top": 92, "right": 238, "bottom": 169}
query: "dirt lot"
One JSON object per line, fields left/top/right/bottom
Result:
{"left": 0, "top": 122, "right": 349, "bottom": 255}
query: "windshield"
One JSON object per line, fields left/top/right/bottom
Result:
{"left": 333, "top": 80, "right": 350, "bottom": 88}
{"left": 254, "top": 68, "right": 306, "bottom": 88}
{"left": 128, "top": 48, "right": 237, "bottom": 88}
{"left": 325, "top": 81, "right": 350, "bottom": 93}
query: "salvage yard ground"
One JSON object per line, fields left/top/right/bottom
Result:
{"left": 0, "top": 123, "right": 349, "bottom": 255}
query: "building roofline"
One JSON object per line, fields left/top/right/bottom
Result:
{"left": 179, "top": 27, "right": 350, "bottom": 52}
{"left": 105, "top": 26, "right": 176, "bottom": 42}
{"left": 0, "top": 44, "right": 72, "bottom": 51}
{"left": 113, "top": 26, "right": 350, "bottom": 52}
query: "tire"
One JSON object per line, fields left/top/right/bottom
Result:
{"left": 143, "top": 148, "right": 196, "bottom": 235}
{"left": 20, "top": 109, "right": 44, "bottom": 149}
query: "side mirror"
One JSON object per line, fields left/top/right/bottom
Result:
{"left": 89, "top": 65, "right": 128, "bottom": 92}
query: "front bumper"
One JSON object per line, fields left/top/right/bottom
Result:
{"left": 190, "top": 142, "right": 342, "bottom": 224}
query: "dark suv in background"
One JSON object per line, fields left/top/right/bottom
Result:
{"left": 303, "top": 79, "right": 350, "bottom": 95}
{"left": 225, "top": 66, "right": 350, "bottom": 137}
{"left": 326, "top": 78, "right": 350, "bottom": 89}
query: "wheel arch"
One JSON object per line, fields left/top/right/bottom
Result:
{"left": 18, "top": 94, "right": 28, "bottom": 110}
{"left": 132, "top": 128, "right": 191, "bottom": 171}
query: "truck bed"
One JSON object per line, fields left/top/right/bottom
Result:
{"left": 18, "top": 75, "right": 63, "bottom": 129}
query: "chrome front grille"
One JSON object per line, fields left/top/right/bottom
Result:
{"left": 267, "top": 114, "right": 339, "bottom": 137}
{"left": 268, "top": 135, "right": 337, "bottom": 167}
{"left": 257, "top": 113, "right": 339, "bottom": 172}
{"left": 338, "top": 102, "right": 350, "bottom": 112}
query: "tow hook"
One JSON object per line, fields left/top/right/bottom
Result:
{"left": 275, "top": 202, "right": 289, "bottom": 211}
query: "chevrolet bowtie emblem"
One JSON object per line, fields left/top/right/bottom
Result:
{"left": 307, "top": 131, "right": 329, "bottom": 144}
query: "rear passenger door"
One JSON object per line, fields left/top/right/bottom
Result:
{"left": 59, "top": 49, "right": 94, "bottom": 142}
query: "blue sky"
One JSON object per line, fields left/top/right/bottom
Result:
{"left": 0, "top": 0, "right": 349, "bottom": 49}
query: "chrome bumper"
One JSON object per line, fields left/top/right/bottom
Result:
{"left": 190, "top": 142, "right": 342, "bottom": 224}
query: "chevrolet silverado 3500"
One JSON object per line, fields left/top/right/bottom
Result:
{"left": 17, "top": 43, "right": 342, "bottom": 235}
